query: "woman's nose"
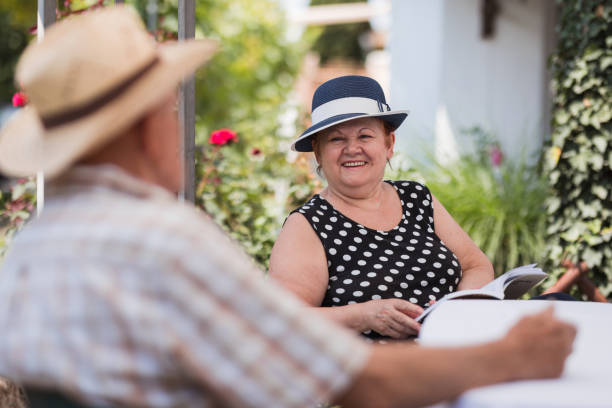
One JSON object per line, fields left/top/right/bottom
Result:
{"left": 344, "top": 138, "right": 361, "bottom": 154}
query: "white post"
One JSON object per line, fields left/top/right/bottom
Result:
{"left": 36, "top": 0, "right": 55, "bottom": 215}
{"left": 178, "top": 0, "right": 196, "bottom": 203}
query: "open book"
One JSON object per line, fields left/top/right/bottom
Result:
{"left": 415, "top": 264, "right": 547, "bottom": 323}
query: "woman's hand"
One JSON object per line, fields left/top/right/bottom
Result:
{"left": 361, "top": 299, "right": 424, "bottom": 339}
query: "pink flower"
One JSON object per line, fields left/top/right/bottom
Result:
{"left": 12, "top": 92, "right": 27, "bottom": 107}
{"left": 209, "top": 128, "right": 237, "bottom": 146}
{"left": 490, "top": 146, "right": 503, "bottom": 167}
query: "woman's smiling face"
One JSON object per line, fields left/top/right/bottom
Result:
{"left": 313, "top": 117, "right": 394, "bottom": 195}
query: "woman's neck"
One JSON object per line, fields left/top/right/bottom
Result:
{"left": 321, "top": 181, "right": 387, "bottom": 212}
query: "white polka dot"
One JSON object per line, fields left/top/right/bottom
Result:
{"left": 343, "top": 222, "right": 352, "bottom": 228}
{"left": 414, "top": 289, "right": 422, "bottom": 295}
{"left": 360, "top": 281, "right": 370, "bottom": 287}
{"left": 348, "top": 245, "right": 357, "bottom": 252}
{"left": 334, "top": 238, "right": 342, "bottom": 245}
{"left": 425, "top": 242, "right": 433, "bottom": 247}
{"left": 384, "top": 276, "right": 393, "bottom": 283}
{"left": 427, "top": 271, "right": 435, "bottom": 278}
{"left": 438, "top": 254, "right": 447, "bottom": 259}
{"left": 422, "top": 249, "right": 431, "bottom": 255}
{"left": 351, "top": 270, "right": 361, "bottom": 276}
{"left": 452, "top": 260, "right": 459, "bottom": 267}
{"left": 409, "top": 297, "right": 418, "bottom": 303}
{"left": 399, "top": 227, "right": 406, "bottom": 233}
{"left": 358, "top": 260, "right": 367, "bottom": 266}
{"left": 339, "top": 230, "right": 347, "bottom": 237}
{"left": 429, "top": 294, "right": 436, "bottom": 300}
{"left": 329, "top": 248, "right": 337, "bottom": 255}
{"left": 440, "top": 247, "right": 448, "bottom": 252}
{"left": 369, "top": 243, "right": 378, "bottom": 249}
{"left": 412, "top": 266, "right": 421, "bottom": 271}
{"left": 319, "top": 205, "right": 326, "bottom": 210}
{"left": 421, "top": 280, "right": 428, "bottom": 287}
{"left": 354, "top": 237, "right": 362, "bottom": 243}
{"left": 367, "top": 272, "right": 377, "bottom": 278}
{"left": 400, "top": 282, "right": 408, "bottom": 289}
{"left": 330, "top": 276, "right": 338, "bottom": 281}
{"left": 449, "top": 285, "right": 454, "bottom": 291}
{"left": 395, "top": 261, "right": 404, "bottom": 267}
{"left": 364, "top": 251, "right": 372, "bottom": 257}
{"left": 391, "top": 242, "right": 399, "bottom": 247}
{"left": 298, "top": 209, "right": 305, "bottom": 214}
{"left": 410, "top": 239, "right": 418, "bottom": 244}
{"left": 343, "top": 254, "right": 351, "bottom": 261}
{"left": 336, "top": 288, "right": 345, "bottom": 294}
{"left": 359, "top": 229, "right": 368, "bottom": 235}
{"left": 394, "top": 235, "right": 403, "bottom": 241}
{"left": 455, "top": 277, "right": 460, "bottom": 284}
{"left": 407, "top": 202, "right": 414, "bottom": 208}
{"left": 433, "top": 287, "right": 440, "bottom": 293}
{"left": 372, "top": 294, "right": 382, "bottom": 300}
{"left": 447, "top": 269, "right": 455, "bottom": 276}
{"left": 385, "top": 249, "right": 393, "bottom": 255}
{"left": 378, "top": 285, "right": 388, "bottom": 291}
{"left": 379, "top": 256, "right": 389, "bottom": 262}
{"left": 410, "top": 193, "right": 417, "bottom": 199}
{"left": 406, "top": 246, "right": 415, "bottom": 251}
{"left": 416, "top": 215, "right": 423, "bottom": 221}
{"left": 390, "top": 269, "right": 399, "bottom": 274}
{"left": 433, "top": 262, "right": 442, "bottom": 268}
{"left": 332, "top": 297, "right": 340, "bottom": 303}
{"left": 394, "top": 291, "right": 403, "bottom": 297}
{"left": 312, "top": 216, "right": 320, "bottom": 222}
{"left": 374, "top": 264, "right": 382, "bottom": 269}
{"left": 336, "top": 265, "right": 345, "bottom": 272}
{"left": 439, "top": 278, "right": 447, "bottom": 284}
{"left": 400, "top": 254, "right": 410, "bottom": 260}
{"left": 406, "top": 274, "right": 414, "bottom": 280}
{"left": 325, "top": 224, "right": 332, "bottom": 230}
{"left": 417, "top": 258, "right": 426, "bottom": 264}
{"left": 343, "top": 279, "right": 353, "bottom": 285}
{"left": 375, "top": 235, "right": 383, "bottom": 241}
{"left": 413, "top": 231, "right": 421, "bottom": 237}
{"left": 415, "top": 184, "right": 423, "bottom": 190}
{"left": 330, "top": 216, "right": 337, "bottom": 222}
{"left": 353, "top": 291, "right": 363, "bottom": 297}
{"left": 320, "top": 232, "right": 327, "bottom": 239}
{"left": 303, "top": 205, "right": 310, "bottom": 209}
{"left": 423, "top": 200, "right": 430, "bottom": 207}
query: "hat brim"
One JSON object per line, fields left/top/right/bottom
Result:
{"left": 0, "top": 38, "right": 217, "bottom": 179}
{"left": 291, "top": 110, "right": 409, "bottom": 152}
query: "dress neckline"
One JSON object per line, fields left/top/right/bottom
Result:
{"left": 313, "top": 180, "right": 406, "bottom": 234}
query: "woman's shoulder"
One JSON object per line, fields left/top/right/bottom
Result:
{"left": 387, "top": 179, "right": 432, "bottom": 196}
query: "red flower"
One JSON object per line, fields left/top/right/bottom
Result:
{"left": 490, "top": 146, "right": 503, "bottom": 167}
{"left": 250, "top": 148, "right": 262, "bottom": 156}
{"left": 209, "top": 128, "right": 237, "bottom": 146}
{"left": 12, "top": 92, "right": 27, "bottom": 107}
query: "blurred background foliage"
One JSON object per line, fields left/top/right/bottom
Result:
{"left": 543, "top": 0, "right": 611, "bottom": 299}
{"left": 308, "top": 0, "right": 370, "bottom": 64}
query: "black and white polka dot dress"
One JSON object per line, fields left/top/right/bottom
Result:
{"left": 293, "top": 180, "right": 462, "bottom": 340}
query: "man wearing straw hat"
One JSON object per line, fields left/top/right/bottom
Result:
{"left": 0, "top": 6, "right": 576, "bottom": 408}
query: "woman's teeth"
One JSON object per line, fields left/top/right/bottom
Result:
{"left": 343, "top": 161, "right": 366, "bottom": 167}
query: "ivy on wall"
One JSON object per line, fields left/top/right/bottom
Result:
{"left": 544, "top": 1, "right": 611, "bottom": 298}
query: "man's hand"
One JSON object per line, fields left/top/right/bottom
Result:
{"left": 501, "top": 306, "right": 577, "bottom": 380}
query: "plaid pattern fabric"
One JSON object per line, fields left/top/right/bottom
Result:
{"left": 0, "top": 165, "right": 369, "bottom": 408}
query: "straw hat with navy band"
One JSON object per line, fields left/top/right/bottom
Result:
{"left": 291, "top": 75, "right": 410, "bottom": 152}
{"left": 0, "top": 7, "right": 217, "bottom": 179}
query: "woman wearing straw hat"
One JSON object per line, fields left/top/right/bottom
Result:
{"left": 269, "top": 75, "right": 494, "bottom": 340}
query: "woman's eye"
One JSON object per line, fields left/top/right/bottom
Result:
{"left": 359, "top": 134, "right": 373, "bottom": 139}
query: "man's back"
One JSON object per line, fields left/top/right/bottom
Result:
{"left": 0, "top": 165, "right": 368, "bottom": 407}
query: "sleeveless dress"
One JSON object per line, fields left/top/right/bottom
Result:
{"left": 293, "top": 180, "right": 462, "bottom": 340}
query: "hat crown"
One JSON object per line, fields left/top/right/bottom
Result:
{"left": 17, "top": 7, "right": 157, "bottom": 118}
{"left": 311, "top": 75, "right": 387, "bottom": 112}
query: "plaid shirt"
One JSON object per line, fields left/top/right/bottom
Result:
{"left": 0, "top": 165, "right": 369, "bottom": 408}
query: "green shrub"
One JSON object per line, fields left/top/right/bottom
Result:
{"left": 543, "top": 0, "right": 611, "bottom": 298}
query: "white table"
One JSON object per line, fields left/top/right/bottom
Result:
{"left": 418, "top": 300, "right": 612, "bottom": 408}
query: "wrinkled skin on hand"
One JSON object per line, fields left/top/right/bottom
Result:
{"left": 362, "top": 298, "right": 424, "bottom": 339}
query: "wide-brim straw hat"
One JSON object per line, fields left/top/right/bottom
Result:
{"left": 292, "top": 75, "right": 409, "bottom": 152}
{"left": 0, "top": 6, "right": 217, "bottom": 179}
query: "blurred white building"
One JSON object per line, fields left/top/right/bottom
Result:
{"left": 390, "top": 0, "right": 557, "bottom": 161}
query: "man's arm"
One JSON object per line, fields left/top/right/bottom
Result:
{"left": 335, "top": 307, "right": 576, "bottom": 408}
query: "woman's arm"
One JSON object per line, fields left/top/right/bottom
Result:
{"left": 432, "top": 195, "right": 494, "bottom": 290}
{"left": 269, "top": 213, "right": 423, "bottom": 338}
